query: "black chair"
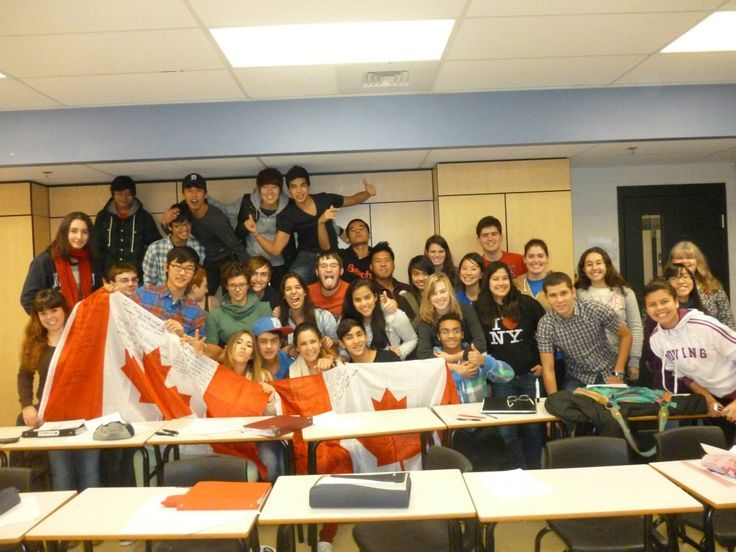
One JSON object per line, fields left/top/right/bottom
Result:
{"left": 0, "top": 467, "right": 33, "bottom": 492}
{"left": 535, "top": 436, "right": 649, "bottom": 552}
{"left": 654, "top": 425, "right": 736, "bottom": 552}
{"left": 352, "top": 446, "right": 477, "bottom": 552}
{"left": 153, "top": 455, "right": 252, "bottom": 552}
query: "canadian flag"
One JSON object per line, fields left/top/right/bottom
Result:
{"left": 38, "top": 290, "right": 268, "bottom": 469}
{"left": 272, "top": 359, "right": 458, "bottom": 475}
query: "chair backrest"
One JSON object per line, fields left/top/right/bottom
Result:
{"left": 654, "top": 425, "right": 727, "bottom": 461}
{"left": 161, "top": 454, "right": 249, "bottom": 486}
{"left": 424, "top": 446, "right": 473, "bottom": 473}
{"left": 542, "top": 436, "right": 630, "bottom": 469}
{"left": 0, "top": 467, "right": 33, "bottom": 492}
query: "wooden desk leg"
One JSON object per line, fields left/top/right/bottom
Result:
{"left": 704, "top": 506, "right": 715, "bottom": 552}
{"left": 484, "top": 522, "right": 497, "bottom": 552}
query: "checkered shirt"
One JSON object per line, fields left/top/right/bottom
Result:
{"left": 134, "top": 284, "right": 207, "bottom": 337}
{"left": 536, "top": 299, "right": 621, "bottom": 384}
{"left": 142, "top": 236, "right": 205, "bottom": 287}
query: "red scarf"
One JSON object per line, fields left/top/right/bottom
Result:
{"left": 53, "top": 244, "right": 93, "bottom": 307}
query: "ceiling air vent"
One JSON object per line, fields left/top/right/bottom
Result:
{"left": 363, "top": 70, "right": 410, "bottom": 88}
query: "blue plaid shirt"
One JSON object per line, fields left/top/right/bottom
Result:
{"left": 134, "top": 285, "right": 207, "bottom": 337}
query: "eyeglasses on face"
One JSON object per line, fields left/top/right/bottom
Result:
{"left": 169, "top": 263, "right": 195, "bottom": 275}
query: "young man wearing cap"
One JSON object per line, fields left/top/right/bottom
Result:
{"left": 338, "top": 218, "right": 373, "bottom": 284}
{"left": 252, "top": 316, "right": 294, "bottom": 381}
{"left": 95, "top": 175, "right": 161, "bottom": 277}
{"left": 245, "top": 165, "right": 376, "bottom": 284}
{"left": 235, "top": 167, "right": 296, "bottom": 289}
{"left": 476, "top": 215, "right": 526, "bottom": 278}
{"left": 164, "top": 173, "right": 249, "bottom": 294}
{"left": 142, "top": 204, "right": 205, "bottom": 287}
{"left": 308, "top": 251, "right": 350, "bottom": 318}
{"left": 134, "top": 246, "right": 207, "bottom": 338}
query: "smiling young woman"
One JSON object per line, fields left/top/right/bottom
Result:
{"left": 288, "top": 322, "right": 341, "bottom": 377}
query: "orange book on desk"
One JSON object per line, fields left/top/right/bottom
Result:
{"left": 162, "top": 481, "right": 272, "bottom": 510}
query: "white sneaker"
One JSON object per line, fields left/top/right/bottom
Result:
{"left": 259, "top": 546, "right": 276, "bottom": 552}
{"left": 317, "top": 541, "right": 333, "bottom": 552}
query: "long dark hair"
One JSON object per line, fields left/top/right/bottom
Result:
{"left": 21, "top": 289, "right": 70, "bottom": 372}
{"left": 575, "top": 246, "right": 629, "bottom": 293}
{"left": 424, "top": 234, "right": 457, "bottom": 279}
{"left": 52, "top": 211, "right": 97, "bottom": 261}
{"left": 475, "top": 261, "right": 522, "bottom": 325}
{"left": 662, "top": 263, "right": 706, "bottom": 312}
{"left": 278, "top": 272, "right": 317, "bottom": 326}
{"left": 342, "top": 279, "right": 388, "bottom": 349}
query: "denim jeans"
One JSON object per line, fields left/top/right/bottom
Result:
{"left": 257, "top": 441, "right": 284, "bottom": 482}
{"left": 493, "top": 372, "right": 545, "bottom": 469}
{"left": 288, "top": 251, "right": 320, "bottom": 285}
{"left": 49, "top": 449, "right": 101, "bottom": 491}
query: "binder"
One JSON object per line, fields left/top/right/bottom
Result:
{"left": 21, "top": 420, "right": 86, "bottom": 438}
{"left": 309, "top": 472, "right": 411, "bottom": 508}
{"left": 162, "top": 481, "right": 272, "bottom": 510}
{"left": 242, "top": 415, "right": 312, "bottom": 438}
{"left": 481, "top": 396, "right": 537, "bottom": 414}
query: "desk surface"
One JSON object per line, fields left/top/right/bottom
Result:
{"left": 146, "top": 416, "right": 294, "bottom": 446}
{"left": 26, "top": 486, "right": 258, "bottom": 541}
{"left": 300, "top": 407, "right": 445, "bottom": 442}
{"left": 0, "top": 491, "right": 76, "bottom": 545}
{"left": 259, "top": 469, "right": 475, "bottom": 525}
{"left": 651, "top": 460, "right": 736, "bottom": 509}
{"left": 432, "top": 399, "right": 556, "bottom": 429}
{"left": 1, "top": 421, "right": 166, "bottom": 451}
{"left": 464, "top": 464, "right": 702, "bottom": 522}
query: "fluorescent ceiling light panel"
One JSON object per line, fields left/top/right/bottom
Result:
{"left": 662, "top": 11, "right": 736, "bottom": 52}
{"left": 212, "top": 19, "right": 455, "bottom": 67}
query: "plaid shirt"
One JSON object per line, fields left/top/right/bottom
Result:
{"left": 134, "top": 285, "right": 207, "bottom": 337}
{"left": 537, "top": 300, "right": 621, "bottom": 384}
{"left": 142, "top": 236, "right": 205, "bottom": 287}
{"left": 437, "top": 344, "right": 513, "bottom": 404}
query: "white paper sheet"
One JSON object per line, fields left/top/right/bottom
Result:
{"left": 312, "top": 411, "right": 367, "bottom": 429}
{"left": 122, "top": 495, "right": 249, "bottom": 535}
{"left": 702, "top": 443, "right": 736, "bottom": 457}
{"left": 177, "top": 419, "right": 243, "bottom": 436}
{"left": 476, "top": 469, "right": 553, "bottom": 500}
{"left": 0, "top": 496, "right": 41, "bottom": 528}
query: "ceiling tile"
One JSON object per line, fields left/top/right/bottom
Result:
{"left": 466, "top": 0, "right": 722, "bottom": 17}
{"left": 0, "top": 0, "right": 197, "bottom": 35}
{"left": 0, "top": 78, "right": 60, "bottom": 110}
{"left": 0, "top": 30, "right": 226, "bottom": 78}
{"left": 422, "top": 144, "right": 596, "bottom": 167}
{"left": 189, "top": 0, "right": 466, "bottom": 26}
{"left": 262, "top": 150, "right": 430, "bottom": 173}
{"left": 615, "top": 52, "right": 736, "bottom": 85}
{"left": 447, "top": 13, "right": 708, "bottom": 60}
{"left": 336, "top": 62, "right": 439, "bottom": 95}
{"left": 233, "top": 66, "right": 338, "bottom": 98}
{"left": 89, "top": 157, "right": 267, "bottom": 181}
{"left": 25, "top": 70, "right": 245, "bottom": 107}
{"left": 434, "top": 56, "right": 646, "bottom": 91}
{"left": 0, "top": 163, "right": 112, "bottom": 185}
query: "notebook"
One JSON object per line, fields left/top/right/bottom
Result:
{"left": 22, "top": 420, "right": 86, "bottom": 438}
{"left": 481, "top": 396, "right": 537, "bottom": 414}
{"left": 162, "top": 481, "right": 272, "bottom": 510}
{"left": 241, "top": 415, "right": 312, "bottom": 438}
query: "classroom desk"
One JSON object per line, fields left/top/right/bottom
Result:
{"left": 464, "top": 464, "right": 703, "bottom": 552}
{"left": 0, "top": 491, "right": 75, "bottom": 548}
{"left": 259, "top": 469, "right": 476, "bottom": 552}
{"left": 300, "top": 407, "right": 446, "bottom": 474}
{"left": 651, "top": 460, "right": 736, "bottom": 552}
{"left": 0, "top": 421, "right": 166, "bottom": 486}
{"left": 146, "top": 416, "right": 297, "bottom": 476}
{"left": 25, "top": 486, "right": 260, "bottom": 550}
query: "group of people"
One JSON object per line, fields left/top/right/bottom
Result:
{"left": 15, "top": 166, "right": 736, "bottom": 552}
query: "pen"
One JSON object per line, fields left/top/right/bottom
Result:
{"left": 458, "top": 414, "right": 485, "bottom": 420}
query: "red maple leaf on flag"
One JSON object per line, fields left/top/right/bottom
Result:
{"left": 359, "top": 388, "right": 421, "bottom": 467}
{"left": 120, "top": 349, "right": 191, "bottom": 419}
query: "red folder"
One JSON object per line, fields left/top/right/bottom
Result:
{"left": 242, "top": 415, "right": 313, "bottom": 437}
{"left": 162, "top": 481, "right": 272, "bottom": 510}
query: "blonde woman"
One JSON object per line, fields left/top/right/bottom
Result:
{"left": 415, "top": 273, "right": 486, "bottom": 359}
{"left": 669, "top": 241, "right": 735, "bottom": 329}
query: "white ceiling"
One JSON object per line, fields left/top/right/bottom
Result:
{"left": 0, "top": 0, "right": 735, "bottom": 183}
